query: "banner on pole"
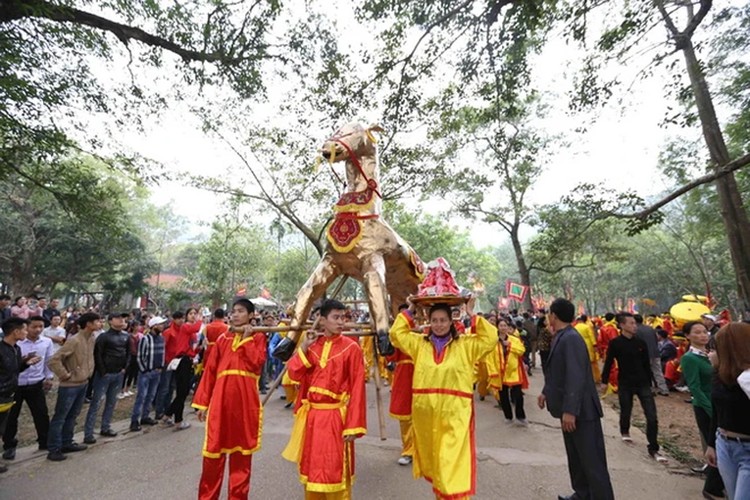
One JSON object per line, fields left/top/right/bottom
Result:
{"left": 506, "top": 280, "right": 529, "bottom": 302}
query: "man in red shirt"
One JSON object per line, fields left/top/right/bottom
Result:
{"left": 597, "top": 313, "right": 619, "bottom": 359}
{"left": 164, "top": 308, "right": 201, "bottom": 429}
{"left": 203, "top": 309, "right": 229, "bottom": 361}
{"left": 155, "top": 311, "right": 184, "bottom": 420}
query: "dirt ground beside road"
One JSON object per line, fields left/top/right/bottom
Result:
{"left": 604, "top": 390, "right": 706, "bottom": 467}
{"left": 14, "top": 386, "right": 136, "bottom": 447}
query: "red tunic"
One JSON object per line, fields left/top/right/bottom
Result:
{"left": 597, "top": 323, "right": 619, "bottom": 358}
{"left": 387, "top": 348, "right": 414, "bottom": 420}
{"left": 204, "top": 320, "right": 229, "bottom": 360}
{"left": 286, "top": 334, "right": 366, "bottom": 493}
{"left": 192, "top": 332, "right": 267, "bottom": 458}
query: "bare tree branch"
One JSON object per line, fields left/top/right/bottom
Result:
{"left": 528, "top": 257, "right": 596, "bottom": 274}
{"left": 683, "top": 0, "right": 712, "bottom": 38}
{"left": 606, "top": 152, "right": 750, "bottom": 220}
{"left": 0, "top": 0, "right": 257, "bottom": 64}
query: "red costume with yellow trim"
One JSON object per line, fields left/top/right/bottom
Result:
{"left": 204, "top": 320, "right": 229, "bottom": 359}
{"left": 387, "top": 347, "right": 416, "bottom": 458}
{"left": 283, "top": 334, "right": 367, "bottom": 499}
{"left": 192, "top": 331, "right": 267, "bottom": 500}
{"left": 597, "top": 321, "right": 619, "bottom": 359}
{"left": 389, "top": 311, "right": 497, "bottom": 500}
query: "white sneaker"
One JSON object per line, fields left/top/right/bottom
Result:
{"left": 162, "top": 417, "right": 174, "bottom": 426}
{"left": 397, "top": 455, "right": 412, "bottom": 466}
{"left": 515, "top": 419, "right": 529, "bottom": 427}
{"left": 125, "top": 391, "right": 134, "bottom": 397}
{"left": 621, "top": 434, "right": 633, "bottom": 442}
{"left": 116, "top": 393, "right": 126, "bottom": 400}
{"left": 176, "top": 421, "right": 191, "bottom": 430}
{"left": 651, "top": 452, "right": 668, "bottom": 463}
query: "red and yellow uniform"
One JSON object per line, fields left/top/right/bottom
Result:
{"left": 361, "top": 335, "right": 390, "bottom": 384}
{"left": 204, "top": 320, "right": 229, "bottom": 360}
{"left": 486, "top": 332, "right": 527, "bottom": 392}
{"left": 475, "top": 357, "right": 492, "bottom": 400}
{"left": 483, "top": 341, "right": 505, "bottom": 396}
{"left": 662, "top": 317, "right": 674, "bottom": 337}
{"left": 387, "top": 347, "right": 415, "bottom": 458}
{"left": 597, "top": 321, "right": 618, "bottom": 359}
{"left": 389, "top": 311, "right": 496, "bottom": 500}
{"left": 282, "top": 368, "right": 299, "bottom": 403}
{"left": 192, "top": 331, "right": 267, "bottom": 500}
{"left": 574, "top": 322, "right": 600, "bottom": 383}
{"left": 283, "top": 334, "right": 367, "bottom": 499}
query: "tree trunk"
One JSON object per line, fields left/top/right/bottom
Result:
{"left": 682, "top": 39, "right": 750, "bottom": 308}
{"left": 510, "top": 226, "right": 533, "bottom": 311}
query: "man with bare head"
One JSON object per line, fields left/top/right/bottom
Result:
{"left": 2, "top": 316, "right": 53, "bottom": 460}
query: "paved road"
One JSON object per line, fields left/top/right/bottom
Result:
{"left": 0, "top": 372, "right": 702, "bottom": 499}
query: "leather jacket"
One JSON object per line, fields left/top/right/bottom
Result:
{"left": 0, "top": 342, "right": 27, "bottom": 400}
{"left": 94, "top": 329, "right": 129, "bottom": 375}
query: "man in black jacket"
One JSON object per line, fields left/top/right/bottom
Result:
{"left": 602, "top": 312, "right": 667, "bottom": 463}
{"left": 539, "top": 298, "right": 614, "bottom": 500}
{"left": 83, "top": 312, "right": 129, "bottom": 444}
{"left": 0, "top": 318, "right": 41, "bottom": 472}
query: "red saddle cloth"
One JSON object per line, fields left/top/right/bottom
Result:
{"left": 327, "top": 215, "right": 363, "bottom": 253}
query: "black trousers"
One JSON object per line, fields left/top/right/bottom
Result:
{"left": 694, "top": 406, "right": 725, "bottom": 496}
{"left": 562, "top": 418, "right": 615, "bottom": 500}
{"left": 500, "top": 385, "right": 526, "bottom": 420}
{"left": 2, "top": 382, "right": 49, "bottom": 449}
{"left": 123, "top": 356, "right": 139, "bottom": 389}
{"left": 167, "top": 356, "right": 193, "bottom": 423}
{"left": 618, "top": 385, "right": 659, "bottom": 454}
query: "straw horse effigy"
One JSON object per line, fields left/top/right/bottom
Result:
{"left": 273, "top": 122, "right": 424, "bottom": 360}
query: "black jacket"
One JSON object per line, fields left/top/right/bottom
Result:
{"left": 94, "top": 329, "right": 129, "bottom": 375}
{"left": 542, "top": 325, "right": 604, "bottom": 420}
{"left": 601, "top": 334, "right": 652, "bottom": 389}
{"left": 0, "top": 341, "right": 28, "bottom": 401}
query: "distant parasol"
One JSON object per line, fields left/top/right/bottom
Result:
{"left": 670, "top": 301, "right": 711, "bottom": 328}
{"left": 681, "top": 294, "right": 709, "bottom": 304}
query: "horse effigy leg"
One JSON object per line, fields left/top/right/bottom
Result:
{"left": 272, "top": 254, "right": 340, "bottom": 361}
{"left": 361, "top": 253, "right": 394, "bottom": 356}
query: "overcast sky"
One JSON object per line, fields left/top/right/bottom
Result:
{"left": 110, "top": 2, "right": 718, "bottom": 249}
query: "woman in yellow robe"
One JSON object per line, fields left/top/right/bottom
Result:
{"left": 491, "top": 319, "right": 528, "bottom": 425}
{"left": 389, "top": 297, "right": 496, "bottom": 500}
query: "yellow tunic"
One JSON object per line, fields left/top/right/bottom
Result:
{"left": 486, "top": 334, "right": 529, "bottom": 390}
{"left": 574, "top": 322, "right": 600, "bottom": 383}
{"left": 389, "top": 311, "right": 496, "bottom": 499}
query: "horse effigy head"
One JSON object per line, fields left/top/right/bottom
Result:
{"left": 320, "top": 122, "right": 384, "bottom": 163}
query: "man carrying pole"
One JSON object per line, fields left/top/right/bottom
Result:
{"left": 282, "top": 299, "right": 366, "bottom": 500}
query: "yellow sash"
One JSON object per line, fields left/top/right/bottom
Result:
{"left": 0, "top": 401, "right": 15, "bottom": 413}
{"left": 281, "top": 400, "right": 346, "bottom": 463}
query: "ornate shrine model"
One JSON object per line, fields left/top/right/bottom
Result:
{"left": 410, "top": 257, "right": 469, "bottom": 308}
{"left": 273, "top": 122, "right": 425, "bottom": 360}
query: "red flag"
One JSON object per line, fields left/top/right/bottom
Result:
{"left": 506, "top": 281, "right": 528, "bottom": 301}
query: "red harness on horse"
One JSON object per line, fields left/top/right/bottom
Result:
{"left": 325, "top": 134, "right": 381, "bottom": 253}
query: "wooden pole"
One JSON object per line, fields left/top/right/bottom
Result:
{"left": 262, "top": 276, "right": 349, "bottom": 406}
{"left": 369, "top": 322, "right": 388, "bottom": 441}
{"left": 230, "top": 323, "right": 372, "bottom": 334}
